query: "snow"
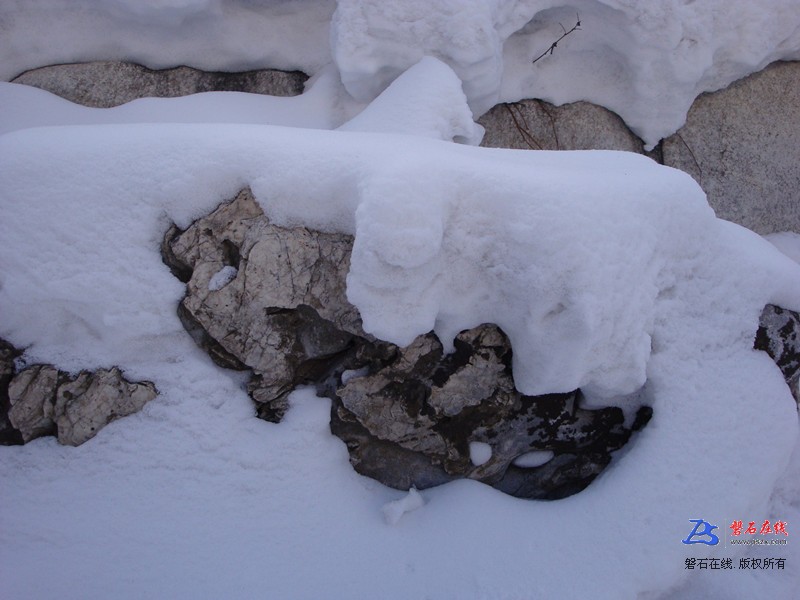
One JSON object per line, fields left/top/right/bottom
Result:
{"left": 469, "top": 441, "right": 493, "bottom": 466}
{"left": 207, "top": 265, "right": 238, "bottom": 291}
{"left": 382, "top": 488, "right": 426, "bottom": 525}
{"left": 3, "top": 1, "right": 799, "bottom": 146}
{"left": 1, "top": 3, "right": 800, "bottom": 599}
{"left": 512, "top": 449, "right": 554, "bottom": 468}
{"left": 766, "top": 232, "right": 800, "bottom": 265}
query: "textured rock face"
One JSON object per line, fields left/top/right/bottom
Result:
{"left": 1, "top": 341, "right": 157, "bottom": 446}
{"left": 165, "top": 188, "right": 651, "bottom": 499}
{"left": 663, "top": 61, "right": 800, "bottom": 235}
{"left": 479, "top": 99, "right": 646, "bottom": 154}
{"left": 331, "top": 325, "right": 650, "bottom": 498}
{"left": 12, "top": 61, "right": 307, "bottom": 107}
{"left": 162, "top": 188, "right": 387, "bottom": 422}
{"left": 0, "top": 339, "right": 23, "bottom": 445}
{"left": 756, "top": 305, "right": 800, "bottom": 403}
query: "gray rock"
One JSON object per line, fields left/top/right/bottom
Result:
{"left": 663, "top": 61, "right": 800, "bottom": 235}
{"left": 163, "top": 188, "right": 390, "bottom": 421}
{"left": 12, "top": 61, "right": 307, "bottom": 108}
{"left": 479, "top": 99, "right": 645, "bottom": 153}
{"left": 53, "top": 367, "right": 157, "bottom": 446}
{"left": 332, "top": 324, "right": 649, "bottom": 497}
{"left": 8, "top": 364, "right": 59, "bottom": 443}
{"left": 2, "top": 339, "right": 157, "bottom": 446}
{"left": 756, "top": 304, "right": 800, "bottom": 404}
{"left": 0, "top": 339, "right": 23, "bottom": 444}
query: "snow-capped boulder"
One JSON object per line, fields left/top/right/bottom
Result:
{"left": 11, "top": 61, "right": 307, "bottom": 108}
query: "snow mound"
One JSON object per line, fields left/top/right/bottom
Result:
{"left": 338, "top": 57, "right": 483, "bottom": 144}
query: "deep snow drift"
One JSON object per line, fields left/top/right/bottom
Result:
{"left": 2, "top": 0, "right": 800, "bottom": 146}
{"left": 1, "top": 54, "right": 799, "bottom": 599}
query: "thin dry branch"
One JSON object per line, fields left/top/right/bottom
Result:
{"left": 531, "top": 14, "right": 581, "bottom": 65}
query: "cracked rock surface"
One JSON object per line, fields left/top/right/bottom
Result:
{"left": 1, "top": 341, "right": 157, "bottom": 447}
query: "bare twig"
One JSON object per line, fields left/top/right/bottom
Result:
{"left": 532, "top": 14, "right": 581, "bottom": 65}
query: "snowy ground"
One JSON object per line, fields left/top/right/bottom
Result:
{"left": 2, "top": 2, "right": 800, "bottom": 599}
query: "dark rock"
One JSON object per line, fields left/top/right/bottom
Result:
{"left": 756, "top": 304, "right": 800, "bottom": 403}
{"left": 332, "top": 324, "right": 651, "bottom": 496}
{"left": 162, "top": 188, "right": 392, "bottom": 421}
{"left": 0, "top": 339, "right": 24, "bottom": 445}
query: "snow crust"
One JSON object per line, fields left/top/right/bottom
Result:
{"left": 2, "top": 1, "right": 800, "bottom": 145}
{"left": 1, "top": 77, "right": 799, "bottom": 598}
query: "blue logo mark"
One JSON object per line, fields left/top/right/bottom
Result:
{"left": 682, "top": 519, "right": 720, "bottom": 545}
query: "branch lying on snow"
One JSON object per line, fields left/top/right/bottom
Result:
{"left": 532, "top": 14, "right": 581, "bottom": 65}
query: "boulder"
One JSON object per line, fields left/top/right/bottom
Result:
{"left": 663, "top": 61, "right": 800, "bottom": 235}
{"left": 479, "top": 99, "right": 645, "bottom": 154}
{"left": 11, "top": 61, "right": 307, "bottom": 108}
{"left": 331, "top": 324, "right": 651, "bottom": 498}
{"left": 1, "top": 339, "right": 157, "bottom": 446}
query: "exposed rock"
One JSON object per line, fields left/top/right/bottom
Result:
{"left": 165, "top": 189, "right": 650, "bottom": 498}
{"left": 332, "top": 324, "right": 651, "bottom": 498}
{"left": 663, "top": 61, "right": 800, "bottom": 235}
{"left": 1, "top": 338, "right": 157, "bottom": 446}
{"left": 162, "top": 188, "right": 394, "bottom": 421}
{"left": 0, "top": 339, "right": 24, "bottom": 445}
{"left": 11, "top": 61, "right": 307, "bottom": 108}
{"left": 8, "top": 364, "right": 60, "bottom": 442}
{"left": 479, "top": 99, "right": 645, "bottom": 154}
{"left": 756, "top": 305, "right": 800, "bottom": 403}
{"left": 53, "top": 367, "right": 157, "bottom": 446}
